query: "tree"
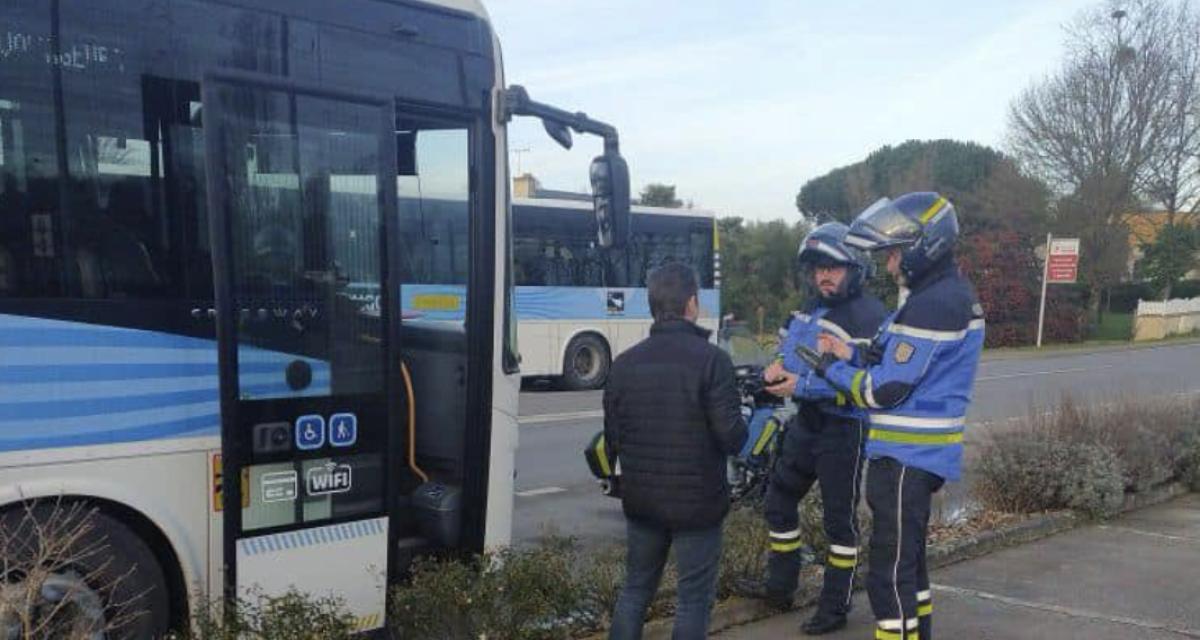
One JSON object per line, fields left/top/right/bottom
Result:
{"left": 1143, "top": 1, "right": 1200, "bottom": 225}
{"left": 1137, "top": 223, "right": 1200, "bottom": 297}
{"left": 638, "top": 183, "right": 683, "bottom": 208}
{"left": 795, "top": 139, "right": 1066, "bottom": 346}
{"left": 717, "top": 217, "right": 810, "bottom": 335}
{"left": 1007, "top": 0, "right": 1188, "bottom": 319}
{"left": 796, "top": 139, "right": 1008, "bottom": 224}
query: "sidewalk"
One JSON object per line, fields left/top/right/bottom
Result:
{"left": 716, "top": 494, "right": 1200, "bottom": 639}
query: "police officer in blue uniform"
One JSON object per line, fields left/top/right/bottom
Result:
{"left": 758, "top": 223, "right": 887, "bottom": 635}
{"left": 801, "top": 192, "right": 985, "bottom": 640}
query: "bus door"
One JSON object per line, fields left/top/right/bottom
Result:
{"left": 203, "top": 71, "right": 401, "bottom": 632}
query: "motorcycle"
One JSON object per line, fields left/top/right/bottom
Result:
{"left": 583, "top": 323, "right": 792, "bottom": 505}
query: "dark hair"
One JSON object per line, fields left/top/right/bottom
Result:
{"left": 647, "top": 262, "right": 699, "bottom": 321}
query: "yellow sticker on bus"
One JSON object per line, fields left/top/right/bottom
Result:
{"left": 411, "top": 293, "right": 462, "bottom": 311}
{"left": 212, "top": 454, "right": 250, "bottom": 511}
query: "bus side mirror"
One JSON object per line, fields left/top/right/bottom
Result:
{"left": 590, "top": 151, "right": 630, "bottom": 249}
{"left": 543, "top": 120, "right": 573, "bottom": 150}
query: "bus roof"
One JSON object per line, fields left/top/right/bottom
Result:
{"left": 512, "top": 197, "right": 718, "bottom": 220}
{"left": 417, "top": 0, "right": 489, "bottom": 19}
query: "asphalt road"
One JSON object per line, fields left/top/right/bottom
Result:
{"left": 513, "top": 341, "right": 1200, "bottom": 545}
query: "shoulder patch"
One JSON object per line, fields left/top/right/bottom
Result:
{"left": 894, "top": 341, "right": 916, "bottom": 364}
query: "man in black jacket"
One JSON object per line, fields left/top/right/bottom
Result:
{"left": 604, "top": 262, "right": 748, "bottom": 640}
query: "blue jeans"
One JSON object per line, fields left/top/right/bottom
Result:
{"left": 609, "top": 518, "right": 723, "bottom": 640}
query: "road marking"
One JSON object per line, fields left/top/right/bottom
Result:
{"left": 516, "top": 486, "right": 568, "bottom": 498}
{"left": 1099, "top": 525, "right": 1200, "bottom": 545}
{"left": 976, "top": 365, "right": 1113, "bottom": 382}
{"left": 520, "top": 410, "right": 604, "bottom": 425}
{"left": 933, "top": 584, "right": 1200, "bottom": 638}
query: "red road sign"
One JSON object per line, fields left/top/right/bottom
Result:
{"left": 1047, "top": 238, "right": 1080, "bottom": 284}
{"left": 1048, "top": 254, "right": 1078, "bottom": 282}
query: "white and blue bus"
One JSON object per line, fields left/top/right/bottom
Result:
{"left": 512, "top": 198, "right": 720, "bottom": 389}
{"left": 0, "top": 0, "right": 629, "bottom": 635}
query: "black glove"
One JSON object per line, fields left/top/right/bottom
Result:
{"left": 795, "top": 344, "right": 838, "bottom": 376}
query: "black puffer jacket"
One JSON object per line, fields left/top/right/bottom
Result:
{"left": 603, "top": 319, "right": 748, "bottom": 530}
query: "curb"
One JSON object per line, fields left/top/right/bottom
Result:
{"left": 590, "top": 482, "right": 1190, "bottom": 639}
{"left": 978, "top": 336, "right": 1200, "bottom": 362}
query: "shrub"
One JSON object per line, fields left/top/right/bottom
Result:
{"left": 1172, "top": 279, "right": 1200, "bottom": 300}
{"left": 973, "top": 434, "right": 1124, "bottom": 518}
{"left": 1049, "top": 396, "right": 1191, "bottom": 492}
{"left": 176, "top": 590, "right": 357, "bottom": 640}
{"left": 1107, "top": 282, "right": 1156, "bottom": 313}
{"left": 975, "top": 394, "right": 1200, "bottom": 518}
{"left": 390, "top": 540, "right": 583, "bottom": 640}
{"left": 958, "top": 230, "right": 1040, "bottom": 348}
{"left": 1177, "top": 430, "right": 1200, "bottom": 492}
{"left": 1056, "top": 444, "right": 1126, "bottom": 518}
{"left": 1043, "top": 287, "right": 1089, "bottom": 344}
{"left": 1171, "top": 399, "right": 1200, "bottom": 492}
{"left": 1101, "top": 417, "right": 1175, "bottom": 492}
{"left": 717, "top": 507, "right": 769, "bottom": 598}
{"left": 973, "top": 436, "right": 1068, "bottom": 514}
{"left": 572, "top": 543, "right": 626, "bottom": 631}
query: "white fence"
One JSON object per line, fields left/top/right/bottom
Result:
{"left": 1134, "top": 296, "right": 1200, "bottom": 341}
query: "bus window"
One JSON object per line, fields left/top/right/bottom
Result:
{"left": 0, "top": 102, "right": 24, "bottom": 296}
{"left": 689, "top": 221, "right": 715, "bottom": 288}
{"left": 0, "top": 0, "right": 177, "bottom": 301}
{"left": 512, "top": 205, "right": 604, "bottom": 287}
{"left": 396, "top": 120, "right": 471, "bottom": 320}
{"left": 0, "top": 246, "right": 13, "bottom": 295}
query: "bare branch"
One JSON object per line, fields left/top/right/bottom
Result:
{"left": 0, "top": 499, "right": 149, "bottom": 639}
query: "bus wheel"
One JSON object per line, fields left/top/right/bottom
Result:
{"left": 0, "top": 505, "right": 170, "bottom": 639}
{"left": 561, "top": 334, "right": 610, "bottom": 390}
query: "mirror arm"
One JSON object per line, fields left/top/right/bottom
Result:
{"left": 501, "top": 85, "right": 620, "bottom": 153}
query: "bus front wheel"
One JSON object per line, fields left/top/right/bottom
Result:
{"left": 561, "top": 334, "right": 611, "bottom": 390}
{"left": 0, "top": 504, "right": 171, "bottom": 639}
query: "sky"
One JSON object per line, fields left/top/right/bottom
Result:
{"left": 486, "top": 0, "right": 1098, "bottom": 221}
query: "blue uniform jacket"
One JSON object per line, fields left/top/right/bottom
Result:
{"left": 822, "top": 261, "right": 984, "bottom": 481}
{"left": 777, "top": 293, "right": 887, "bottom": 418}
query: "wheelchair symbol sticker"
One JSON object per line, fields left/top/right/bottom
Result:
{"left": 295, "top": 415, "right": 326, "bottom": 450}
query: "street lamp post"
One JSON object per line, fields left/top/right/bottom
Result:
{"left": 1111, "top": 8, "right": 1135, "bottom": 65}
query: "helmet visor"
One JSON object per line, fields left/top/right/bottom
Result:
{"left": 798, "top": 239, "right": 853, "bottom": 266}
{"left": 846, "top": 198, "right": 921, "bottom": 251}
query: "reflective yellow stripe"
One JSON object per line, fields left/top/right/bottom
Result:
{"left": 771, "top": 540, "right": 803, "bottom": 553}
{"left": 875, "top": 630, "right": 918, "bottom": 640}
{"left": 836, "top": 392, "right": 847, "bottom": 407}
{"left": 850, "top": 370, "right": 868, "bottom": 408}
{"left": 869, "top": 429, "right": 964, "bottom": 445}
{"left": 918, "top": 196, "right": 947, "bottom": 224}
{"left": 918, "top": 603, "right": 932, "bottom": 617}
{"left": 827, "top": 555, "right": 856, "bottom": 569}
{"left": 752, "top": 419, "right": 778, "bottom": 456}
{"left": 595, "top": 435, "right": 611, "bottom": 476}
